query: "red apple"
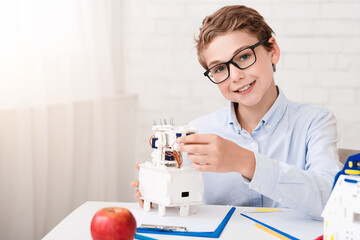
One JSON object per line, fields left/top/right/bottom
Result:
{"left": 90, "top": 207, "right": 137, "bottom": 240}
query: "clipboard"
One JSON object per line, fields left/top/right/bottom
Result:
{"left": 136, "top": 207, "right": 235, "bottom": 238}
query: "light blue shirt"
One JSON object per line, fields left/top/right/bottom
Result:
{"left": 188, "top": 88, "right": 341, "bottom": 219}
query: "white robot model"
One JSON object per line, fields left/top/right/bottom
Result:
{"left": 321, "top": 153, "right": 360, "bottom": 239}
{"left": 138, "top": 119, "right": 204, "bottom": 217}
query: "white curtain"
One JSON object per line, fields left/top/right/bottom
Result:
{"left": 0, "top": 1, "right": 136, "bottom": 239}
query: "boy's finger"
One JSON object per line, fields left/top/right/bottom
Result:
{"left": 130, "top": 180, "right": 139, "bottom": 187}
{"left": 176, "top": 133, "right": 213, "bottom": 144}
{"left": 177, "top": 144, "right": 208, "bottom": 154}
{"left": 135, "top": 162, "right": 140, "bottom": 170}
{"left": 192, "top": 162, "right": 211, "bottom": 172}
{"left": 134, "top": 189, "right": 141, "bottom": 198}
{"left": 188, "top": 153, "right": 208, "bottom": 164}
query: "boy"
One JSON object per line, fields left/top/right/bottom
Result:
{"left": 132, "top": 5, "right": 340, "bottom": 219}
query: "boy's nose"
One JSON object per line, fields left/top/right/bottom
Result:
{"left": 229, "top": 63, "right": 245, "bottom": 82}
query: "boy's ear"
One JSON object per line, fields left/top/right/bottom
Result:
{"left": 268, "top": 37, "right": 280, "bottom": 65}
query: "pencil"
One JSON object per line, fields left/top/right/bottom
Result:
{"left": 241, "top": 212, "right": 299, "bottom": 240}
{"left": 255, "top": 223, "right": 292, "bottom": 240}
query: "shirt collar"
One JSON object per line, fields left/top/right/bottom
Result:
{"left": 227, "top": 86, "right": 288, "bottom": 133}
{"left": 261, "top": 87, "right": 288, "bottom": 132}
{"left": 228, "top": 101, "right": 241, "bottom": 130}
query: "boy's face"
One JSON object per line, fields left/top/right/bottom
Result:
{"left": 202, "top": 30, "right": 279, "bottom": 110}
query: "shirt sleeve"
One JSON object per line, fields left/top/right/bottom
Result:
{"left": 248, "top": 110, "right": 341, "bottom": 220}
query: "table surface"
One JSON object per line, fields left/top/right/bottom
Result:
{"left": 42, "top": 201, "right": 321, "bottom": 240}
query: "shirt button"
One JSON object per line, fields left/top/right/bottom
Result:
{"left": 266, "top": 125, "right": 271, "bottom": 129}
{"left": 254, "top": 186, "right": 260, "bottom": 191}
{"left": 278, "top": 198, "right": 283, "bottom": 202}
{"left": 251, "top": 142, "right": 256, "bottom": 147}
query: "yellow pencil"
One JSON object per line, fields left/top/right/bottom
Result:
{"left": 255, "top": 223, "right": 292, "bottom": 240}
{"left": 253, "top": 207, "right": 281, "bottom": 213}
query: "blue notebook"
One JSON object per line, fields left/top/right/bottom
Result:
{"left": 136, "top": 207, "right": 235, "bottom": 238}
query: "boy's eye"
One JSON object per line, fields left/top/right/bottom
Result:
{"left": 239, "top": 54, "right": 250, "bottom": 61}
{"left": 216, "top": 66, "right": 226, "bottom": 73}
{"left": 213, "top": 65, "right": 227, "bottom": 74}
{"left": 235, "top": 48, "right": 254, "bottom": 63}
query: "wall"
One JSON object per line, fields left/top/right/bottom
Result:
{"left": 122, "top": 0, "right": 360, "bottom": 164}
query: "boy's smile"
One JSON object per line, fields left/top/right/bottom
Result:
{"left": 202, "top": 30, "right": 280, "bottom": 115}
{"left": 234, "top": 80, "right": 256, "bottom": 95}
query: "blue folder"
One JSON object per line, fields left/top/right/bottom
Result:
{"left": 136, "top": 207, "right": 235, "bottom": 238}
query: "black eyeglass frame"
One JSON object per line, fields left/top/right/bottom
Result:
{"left": 203, "top": 39, "right": 268, "bottom": 84}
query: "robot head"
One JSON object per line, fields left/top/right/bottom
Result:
{"left": 149, "top": 122, "right": 197, "bottom": 168}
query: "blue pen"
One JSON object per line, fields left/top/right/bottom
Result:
{"left": 134, "top": 233, "right": 158, "bottom": 240}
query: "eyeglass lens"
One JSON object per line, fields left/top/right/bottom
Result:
{"left": 208, "top": 48, "right": 256, "bottom": 83}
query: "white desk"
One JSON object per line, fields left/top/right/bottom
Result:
{"left": 42, "top": 201, "right": 322, "bottom": 240}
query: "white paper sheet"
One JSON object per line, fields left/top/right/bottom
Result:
{"left": 241, "top": 210, "right": 323, "bottom": 239}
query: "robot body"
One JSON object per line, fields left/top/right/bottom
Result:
{"left": 139, "top": 123, "right": 204, "bottom": 216}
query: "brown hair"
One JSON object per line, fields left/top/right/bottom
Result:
{"left": 196, "top": 5, "right": 275, "bottom": 69}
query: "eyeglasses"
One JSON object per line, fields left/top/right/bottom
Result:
{"left": 204, "top": 39, "right": 267, "bottom": 84}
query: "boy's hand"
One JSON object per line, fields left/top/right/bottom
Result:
{"left": 130, "top": 162, "right": 144, "bottom": 208}
{"left": 176, "top": 134, "right": 256, "bottom": 179}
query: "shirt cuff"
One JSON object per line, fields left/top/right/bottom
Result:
{"left": 247, "top": 152, "right": 281, "bottom": 195}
